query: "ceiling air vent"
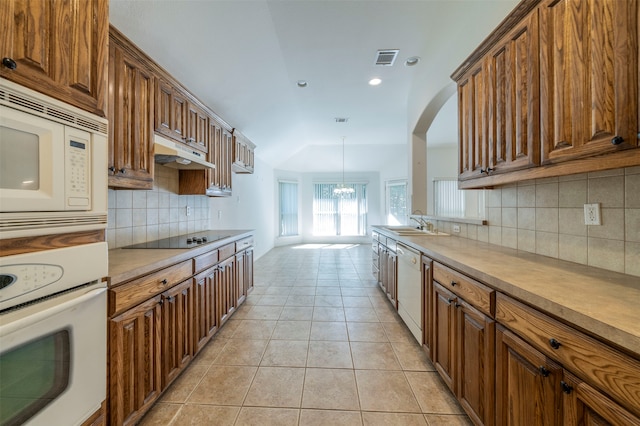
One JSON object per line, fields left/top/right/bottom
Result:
{"left": 335, "top": 117, "right": 349, "bottom": 123}
{"left": 375, "top": 49, "right": 399, "bottom": 66}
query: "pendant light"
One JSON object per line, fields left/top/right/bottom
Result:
{"left": 334, "top": 137, "right": 355, "bottom": 196}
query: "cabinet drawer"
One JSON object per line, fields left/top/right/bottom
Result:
{"left": 433, "top": 262, "right": 494, "bottom": 317}
{"left": 236, "top": 236, "right": 254, "bottom": 251}
{"left": 495, "top": 293, "right": 640, "bottom": 417}
{"left": 218, "top": 243, "right": 235, "bottom": 261}
{"left": 109, "top": 260, "right": 192, "bottom": 316}
{"left": 193, "top": 250, "right": 218, "bottom": 273}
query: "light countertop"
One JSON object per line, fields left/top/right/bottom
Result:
{"left": 373, "top": 226, "right": 640, "bottom": 356}
{"left": 108, "top": 230, "right": 253, "bottom": 286}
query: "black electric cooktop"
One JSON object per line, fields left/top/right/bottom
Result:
{"left": 122, "top": 231, "right": 231, "bottom": 249}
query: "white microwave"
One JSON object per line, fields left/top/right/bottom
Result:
{"left": 0, "top": 78, "right": 108, "bottom": 239}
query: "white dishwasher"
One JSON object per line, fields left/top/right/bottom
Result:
{"left": 396, "top": 243, "right": 422, "bottom": 344}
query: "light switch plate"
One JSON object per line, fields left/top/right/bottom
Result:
{"left": 584, "top": 203, "right": 601, "bottom": 226}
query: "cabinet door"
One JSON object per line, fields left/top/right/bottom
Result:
{"left": 0, "top": 0, "right": 108, "bottom": 116}
{"left": 422, "top": 256, "right": 433, "bottom": 358}
{"left": 221, "top": 128, "right": 234, "bottom": 192}
{"left": 540, "top": 0, "right": 639, "bottom": 164}
{"left": 162, "top": 279, "right": 193, "bottom": 387}
{"left": 487, "top": 9, "right": 540, "bottom": 174}
{"left": 235, "top": 251, "right": 246, "bottom": 306}
{"left": 458, "top": 61, "right": 489, "bottom": 180}
{"left": 171, "top": 90, "right": 187, "bottom": 143}
{"left": 244, "top": 248, "right": 254, "bottom": 295}
{"left": 432, "top": 282, "right": 457, "bottom": 392}
{"left": 216, "top": 257, "right": 236, "bottom": 325}
{"left": 193, "top": 269, "right": 218, "bottom": 354}
{"left": 109, "top": 296, "right": 162, "bottom": 426}
{"left": 155, "top": 78, "right": 173, "bottom": 137}
{"left": 562, "top": 370, "right": 640, "bottom": 426}
{"left": 457, "top": 299, "right": 496, "bottom": 426}
{"left": 108, "top": 38, "right": 154, "bottom": 189}
{"left": 386, "top": 251, "right": 398, "bottom": 308}
{"left": 496, "top": 325, "right": 562, "bottom": 426}
{"left": 186, "top": 102, "right": 209, "bottom": 153}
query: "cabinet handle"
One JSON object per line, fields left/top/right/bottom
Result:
{"left": 108, "top": 166, "right": 116, "bottom": 173}
{"left": 119, "top": 168, "right": 126, "bottom": 174}
{"left": 611, "top": 136, "right": 624, "bottom": 145}
{"left": 560, "top": 381, "right": 573, "bottom": 394}
{"left": 480, "top": 168, "right": 495, "bottom": 175}
{"left": 186, "top": 137, "right": 195, "bottom": 143}
{"left": 549, "top": 338, "right": 561, "bottom": 349}
{"left": 161, "top": 279, "right": 168, "bottom": 285}
{"left": 538, "top": 366, "right": 550, "bottom": 377}
{"left": 454, "top": 302, "right": 461, "bottom": 308}
{"left": 450, "top": 280, "right": 457, "bottom": 286}
{"left": 2, "top": 57, "right": 17, "bottom": 70}
{"left": 447, "top": 298, "right": 455, "bottom": 304}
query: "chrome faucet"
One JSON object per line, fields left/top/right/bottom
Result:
{"left": 410, "top": 216, "right": 425, "bottom": 229}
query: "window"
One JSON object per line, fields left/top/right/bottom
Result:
{"left": 433, "top": 178, "right": 464, "bottom": 217}
{"left": 433, "top": 178, "right": 485, "bottom": 218}
{"left": 279, "top": 181, "right": 298, "bottom": 236}
{"left": 385, "top": 180, "right": 407, "bottom": 225}
{"left": 313, "top": 183, "right": 367, "bottom": 236}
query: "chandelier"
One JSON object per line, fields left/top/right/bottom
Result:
{"left": 334, "top": 137, "right": 355, "bottom": 196}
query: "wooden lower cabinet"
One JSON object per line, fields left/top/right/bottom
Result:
{"left": 108, "top": 235, "right": 255, "bottom": 425}
{"left": 161, "top": 279, "right": 193, "bottom": 387}
{"left": 432, "top": 282, "right": 457, "bottom": 391}
{"left": 193, "top": 267, "right": 218, "bottom": 354}
{"left": 457, "top": 299, "right": 495, "bottom": 425}
{"left": 109, "top": 296, "right": 162, "bottom": 426}
{"left": 422, "top": 256, "right": 433, "bottom": 358}
{"left": 378, "top": 245, "right": 398, "bottom": 308}
{"left": 496, "top": 325, "right": 562, "bottom": 426}
{"left": 432, "top": 281, "right": 495, "bottom": 425}
{"left": 561, "top": 371, "right": 640, "bottom": 426}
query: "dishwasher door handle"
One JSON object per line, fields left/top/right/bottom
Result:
{"left": 397, "top": 246, "right": 405, "bottom": 255}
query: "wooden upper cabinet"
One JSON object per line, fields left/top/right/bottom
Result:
{"left": 458, "top": 62, "right": 489, "bottom": 180}
{"left": 453, "top": 0, "right": 640, "bottom": 188}
{"left": 232, "top": 131, "right": 256, "bottom": 174}
{"left": 0, "top": 0, "right": 108, "bottom": 116}
{"left": 487, "top": 8, "right": 540, "bottom": 174}
{"left": 108, "top": 29, "right": 155, "bottom": 189}
{"left": 155, "top": 78, "right": 209, "bottom": 153}
{"left": 540, "top": 0, "right": 639, "bottom": 163}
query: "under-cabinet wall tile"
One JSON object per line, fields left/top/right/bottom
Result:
{"left": 502, "top": 228, "right": 518, "bottom": 249}
{"left": 132, "top": 191, "right": 147, "bottom": 208}
{"left": 488, "top": 208, "right": 502, "bottom": 226}
{"left": 535, "top": 208, "right": 559, "bottom": 233}
{"left": 625, "top": 174, "right": 640, "bottom": 208}
{"left": 587, "top": 238, "right": 625, "bottom": 273}
{"left": 517, "top": 208, "right": 536, "bottom": 230}
{"left": 517, "top": 185, "right": 536, "bottom": 207}
{"left": 116, "top": 190, "right": 133, "bottom": 209}
{"left": 588, "top": 176, "right": 624, "bottom": 208}
{"left": 517, "top": 229, "right": 536, "bottom": 253}
{"left": 536, "top": 182, "right": 559, "bottom": 208}
{"left": 588, "top": 209, "right": 624, "bottom": 241}
{"left": 625, "top": 209, "right": 640, "bottom": 243}
{"left": 559, "top": 208, "right": 587, "bottom": 237}
{"left": 588, "top": 169, "right": 624, "bottom": 178}
{"left": 489, "top": 226, "right": 502, "bottom": 245}
{"left": 625, "top": 242, "right": 640, "bottom": 277}
{"left": 559, "top": 179, "right": 587, "bottom": 208}
{"left": 536, "top": 231, "right": 558, "bottom": 258}
{"left": 502, "top": 186, "right": 518, "bottom": 207}
{"left": 502, "top": 208, "right": 517, "bottom": 228}
{"left": 559, "top": 234, "right": 588, "bottom": 265}
{"left": 487, "top": 188, "right": 502, "bottom": 208}
{"left": 477, "top": 225, "right": 489, "bottom": 243}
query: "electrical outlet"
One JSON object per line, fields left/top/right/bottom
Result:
{"left": 452, "top": 225, "right": 461, "bottom": 233}
{"left": 218, "top": 210, "right": 222, "bottom": 220}
{"left": 584, "top": 203, "right": 601, "bottom": 226}
{"left": 186, "top": 206, "right": 191, "bottom": 217}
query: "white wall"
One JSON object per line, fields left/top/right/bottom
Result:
{"left": 208, "top": 157, "right": 275, "bottom": 260}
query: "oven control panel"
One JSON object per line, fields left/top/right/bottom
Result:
{"left": 0, "top": 264, "right": 63, "bottom": 296}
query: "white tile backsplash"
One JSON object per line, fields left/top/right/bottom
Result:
{"left": 107, "top": 165, "right": 210, "bottom": 249}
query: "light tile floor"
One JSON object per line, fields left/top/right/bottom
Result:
{"left": 139, "top": 244, "right": 471, "bottom": 426}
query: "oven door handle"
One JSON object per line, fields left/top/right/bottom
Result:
{"left": 0, "top": 287, "right": 106, "bottom": 336}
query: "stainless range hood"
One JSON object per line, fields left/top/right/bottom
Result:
{"left": 154, "top": 134, "right": 215, "bottom": 170}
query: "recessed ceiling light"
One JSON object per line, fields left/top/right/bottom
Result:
{"left": 405, "top": 56, "right": 420, "bottom": 66}
{"left": 369, "top": 78, "right": 382, "bottom": 86}
{"left": 297, "top": 80, "right": 308, "bottom": 88}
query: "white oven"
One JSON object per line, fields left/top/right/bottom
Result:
{"left": 0, "top": 243, "right": 108, "bottom": 426}
{"left": 0, "top": 77, "right": 108, "bottom": 239}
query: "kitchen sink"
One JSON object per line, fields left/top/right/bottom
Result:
{"left": 380, "top": 226, "right": 449, "bottom": 236}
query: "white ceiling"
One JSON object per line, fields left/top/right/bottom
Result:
{"left": 109, "top": 0, "right": 518, "bottom": 172}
